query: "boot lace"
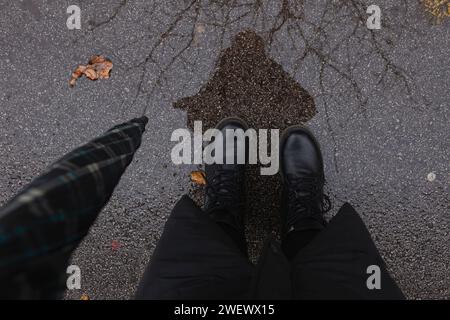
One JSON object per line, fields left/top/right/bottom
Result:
{"left": 286, "top": 174, "right": 331, "bottom": 229}
{"left": 205, "top": 166, "right": 242, "bottom": 210}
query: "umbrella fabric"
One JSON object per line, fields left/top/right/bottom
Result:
{"left": 0, "top": 116, "right": 148, "bottom": 299}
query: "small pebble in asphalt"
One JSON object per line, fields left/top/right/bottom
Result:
{"left": 426, "top": 172, "right": 436, "bottom": 182}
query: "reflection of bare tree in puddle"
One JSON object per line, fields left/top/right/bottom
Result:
{"left": 96, "top": 0, "right": 420, "bottom": 120}
{"left": 117, "top": 1, "right": 422, "bottom": 177}
{"left": 175, "top": 30, "right": 316, "bottom": 258}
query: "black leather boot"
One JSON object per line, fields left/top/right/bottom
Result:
{"left": 280, "top": 125, "right": 331, "bottom": 240}
{"left": 204, "top": 117, "right": 248, "bottom": 253}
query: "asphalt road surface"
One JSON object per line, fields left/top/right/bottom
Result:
{"left": 0, "top": 0, "right": 448, "bottom": 299}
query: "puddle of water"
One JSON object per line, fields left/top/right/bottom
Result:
{"left": 174, "top": 30, "right": 316, "bottom": 130}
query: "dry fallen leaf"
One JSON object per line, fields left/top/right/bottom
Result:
{"left": 190, "top": 170, "right": 207, "bottom": 186}
{"left": 80, "top": 293, "right": 90, "bottom": 300}
{"left": 421, "top": 0, "right": 450, "bottom": 23}
{"left": 69, "top": 65, "right": 86, "bottom": 87}
{"left": 84, "top": 68, "right": 98, "bottom": 80}
{"left": 69, "top": 55, "right": 113, "bottom": 87}
{"left": 89, "top": 55, "right": 104, "bottom": 64}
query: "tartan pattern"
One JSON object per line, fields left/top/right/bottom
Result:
{"left": 0, "top": 116, "right": 148, "bottom": 299}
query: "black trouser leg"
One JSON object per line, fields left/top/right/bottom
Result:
{"left": 289, "top": 203, "right": 405, "bottom": 299}
{"left": 209, "top": 208, "right": 247, "bottom": 256}
{"left": 282, "top": 230, "right": 320, "bottom": 260}
{"left": 135, "top": 196, "right": 253, "bottom": 300}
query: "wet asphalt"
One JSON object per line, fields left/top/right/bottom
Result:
{"left": 0, "top": 1, "right": 448, "bottom": 299}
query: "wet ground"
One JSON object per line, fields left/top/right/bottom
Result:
{"left": 0, "top": 0, "right": 448, "bottom": 299}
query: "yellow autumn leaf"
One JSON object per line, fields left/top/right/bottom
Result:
{"left": 190, "top": 171, "right": 206, "bottom": 186}
{"left": 80, "top": 293, "right": 90, "bottom": 300}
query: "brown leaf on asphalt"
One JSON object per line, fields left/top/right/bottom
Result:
{"left": 190, "top": 170, "right": 207, "bottom": 186}
{"left": 69, "top": 55, "right": 113, "bottom": 87}
{"left": 89, "top": 55, "right": 113, "bottom": 79}
{"left": 69, "top": 65, "right": 86, "bottom": 87}
{"left": 80, "top": 293, "right": 90, "bottom": 300}
{"left": 89, "top": 55, "right": 105, "bottom": 64}
{"left": 84, "top": 68, "right": 98, "bottom": 80}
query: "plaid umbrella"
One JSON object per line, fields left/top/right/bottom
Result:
{"left": 0, "top": 116, "right": 148, "bottom": 299}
